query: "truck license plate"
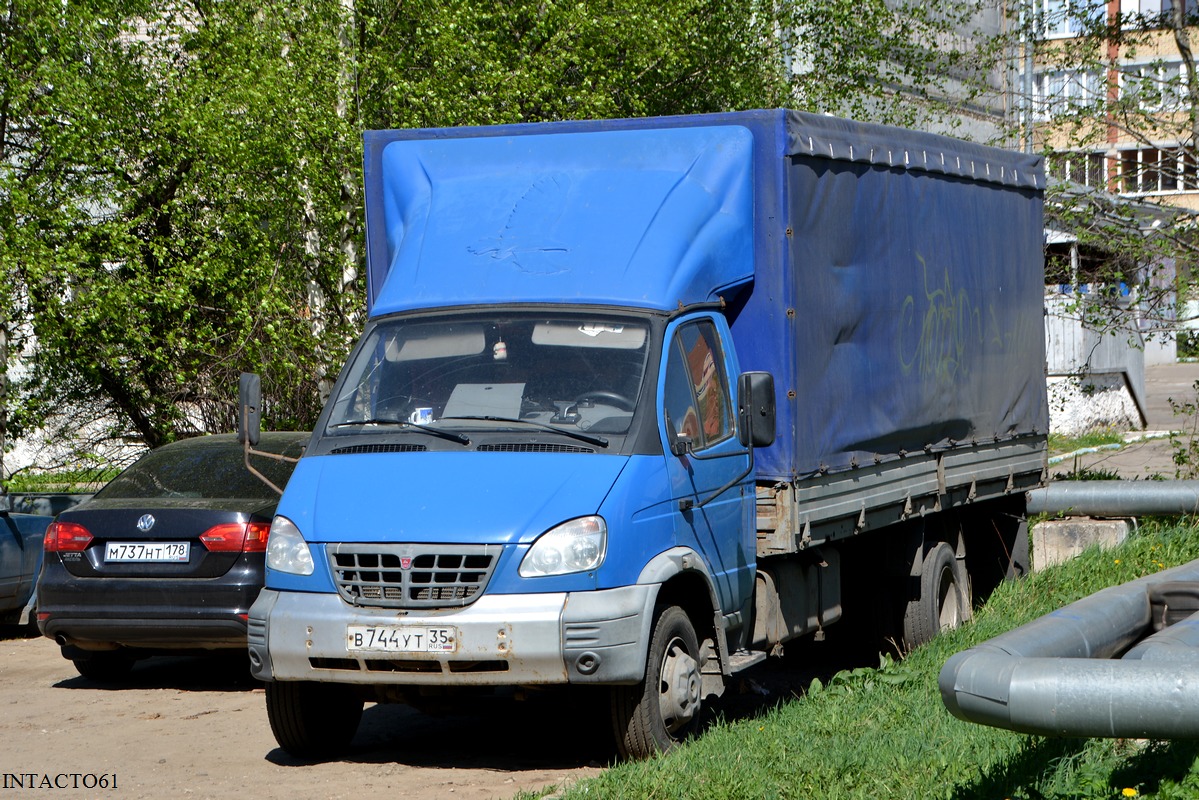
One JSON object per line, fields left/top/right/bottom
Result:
{"left": 346, "top": 625, "right": 457, "bottom": 653}
{"left": 104, "top": 542, "right": 190, "bottom": 562}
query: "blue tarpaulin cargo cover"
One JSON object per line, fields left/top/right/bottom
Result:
{"left": 362, "top": 110, "right": 1047, "bottom": 484}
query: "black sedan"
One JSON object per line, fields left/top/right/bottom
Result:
{"left": 37, "top": 432, "right": 308, "bottom": 680}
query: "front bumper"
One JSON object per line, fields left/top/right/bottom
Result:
{"left": 249, "top": 584, "right": 657, "bottom": 687}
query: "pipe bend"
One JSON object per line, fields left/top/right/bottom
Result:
{"left": 942, "top": 651, "right": 1199, "bottom": 738}
{"left": 941, "top": 559, "right": 1199, "bottom": 738}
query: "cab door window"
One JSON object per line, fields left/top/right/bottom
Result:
{"left": 663, "top": 320, "right": 734, "bottom": 450}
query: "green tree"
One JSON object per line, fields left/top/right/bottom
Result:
{"left": 784, "top": 0, "right": 1006, "bottom": 132}
{"left": 2, "top": 1, "right": 361, "bottom": 454}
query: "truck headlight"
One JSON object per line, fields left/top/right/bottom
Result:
{"left": 266, "top": 515, "right": 314, "bottom": 576}
{"left": 519, "top": 516, "right": 607, "bottom": 577}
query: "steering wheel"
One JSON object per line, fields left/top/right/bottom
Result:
{"left": 573, "top": 390, "right": 635, "bottom": 411}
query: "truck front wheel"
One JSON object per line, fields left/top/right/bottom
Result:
{"left": 265, "top": 680, "right": 364, "bottom": 760}
{"left": 611, "top": 605, "right": 702, "bottom": 759}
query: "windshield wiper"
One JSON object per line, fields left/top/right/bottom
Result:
{"left": 329, "top": 418, "right": 470, "bottom": 445}
{"left": 438, "top": 416, "right": 609, "bottom": 449}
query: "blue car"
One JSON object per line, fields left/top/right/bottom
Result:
{"left": 0, "top": 508, "right": 54, "bottom": 627}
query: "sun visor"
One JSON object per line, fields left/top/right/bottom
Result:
{"left": 363, "top": 125, "right": 755, "bottom": 316}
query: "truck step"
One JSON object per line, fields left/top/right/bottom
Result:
{"left": 726, "top": 649, "right": 768, "bottom": 674}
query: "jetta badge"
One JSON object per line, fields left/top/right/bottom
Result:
{"left": 136, "top": 514, "right": 156, "bottom": 532}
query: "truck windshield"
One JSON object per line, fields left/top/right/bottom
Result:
{"left": 326, "top": 313, "right": 652, "bottom": 438}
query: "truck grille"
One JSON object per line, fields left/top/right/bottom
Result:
{"left": 327, "top": 543, "right": 500, "bottom": 609}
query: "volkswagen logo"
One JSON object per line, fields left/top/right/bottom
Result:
{"left": 136, "top": 514, "right": 156, "bottom": 532}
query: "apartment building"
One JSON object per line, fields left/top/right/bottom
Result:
{"left": 1035, "top": 0, "right": 1199, "bottom": 210}
{"left": 1029, "top": 0, "right": 1199, "bottom": 429}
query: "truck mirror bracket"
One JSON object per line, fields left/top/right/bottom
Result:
{"left": 236, "top": 371, "right": 300, "bottom": 496}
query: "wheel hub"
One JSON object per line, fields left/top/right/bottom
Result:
{"left": 657, "top": 637, "right": 700, "bottom": 734}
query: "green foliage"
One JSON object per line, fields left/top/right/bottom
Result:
{"left": 1168, "top": 380, "right": 1199, "bottom": 479}
{"left": 783, "top": 0, "right": 999, "bottom": 130}
{"left": 1049, "top": 430, "right": 1126, "bottom": 455}
{"left": 354, "top": 0, "right": 793, "bottom": 127}
{"left": 3, "top": 0, "right": 357, "bottom": 448}
{"left": 1179, "top": 331, "right": 1199, "bottom": 360}
{"left": 1052, "top": 462, "right": 1126, "bottom": 480}
{"left": 543, "top": 520, "right": 1199, "bottom": 800}
{"left": 4, "top": 467, "right": 117, "bottom": 493}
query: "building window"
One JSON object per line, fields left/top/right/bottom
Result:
{"left": 1122, "top": 0, "right": 1199, "bottom": 26}
{"left": 1120, "top": 61, "right": 1184, "bottom": 111}
{"left": 1034, "top": 67, "right": 1104, "bottom": 119}
{"left": 1041, "top": 0, "right": 1105, "bottom": 38}
{"left": 1117, "top": 147, "right": 1199, "bottom": 194}
{"left": 1047, "top": 152, "right": 1108, "bottom": 188}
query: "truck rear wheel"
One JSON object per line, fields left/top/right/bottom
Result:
{"left": 610, "top": 605, "right": 702, "bottom": 759}
{"left": 265, "top": 680, "right": 363, "bottom": 760}
{"left": 903, "top": 541, "right": 970, "bottom": 649}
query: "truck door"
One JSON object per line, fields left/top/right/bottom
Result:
{"left": 659, "top": 314, "right": 755, "bottom": 617}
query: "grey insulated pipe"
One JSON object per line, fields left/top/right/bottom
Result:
{"left": 1026, "top": 481, "right": 1199, "bottom": 517}
{"left": 939, "top": 559, "right": 1199, "bottom": 738}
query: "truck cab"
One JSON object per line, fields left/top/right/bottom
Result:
{"left": 249, "top": 303, "right": 774, "bottom": 758}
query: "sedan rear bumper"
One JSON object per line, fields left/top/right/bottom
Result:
{"left": 41, "top": 616, "right": 248, "bottom": 650}
{"left": 37, "top": 565, "right": 260, "bottom": 650}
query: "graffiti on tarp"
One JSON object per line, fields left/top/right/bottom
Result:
{"left": 898, "top": 253, "right": 1003, "bottom": 385}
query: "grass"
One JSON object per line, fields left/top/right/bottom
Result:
{"left": 1049, "top": 430, "right": 1126, "bottom": 455}
{"left": 537, "top": 519, "right": 1199, "bottom": 800}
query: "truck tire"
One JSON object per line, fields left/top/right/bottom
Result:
{"left": 71, "top": 652, "right": 134, "bottom": 683}
{"left": 265, "top": 680, "right": 364, "bottom": 760}
{"left": 610, "top": 605, "right": 702, "bottom": 759}
{"left": 902, "top": 541, "right": 970, "bottom": 649}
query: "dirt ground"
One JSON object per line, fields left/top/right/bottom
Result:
{"left": 0, "top": 620, "right": 854, "bottom": 800}
{"left": 0, "top": 629, "right": 607, "bottom": 800}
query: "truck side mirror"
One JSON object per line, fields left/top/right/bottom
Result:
{"left": 238, "top": 372, "right": 262, "bottom": 446}
{"left": 738, "top": 371, "right": 776, "bottom": 448}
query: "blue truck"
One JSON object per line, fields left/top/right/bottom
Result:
{"left": 242, "top": 109, "right": 1048, "bottom": 759}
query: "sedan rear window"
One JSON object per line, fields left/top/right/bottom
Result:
{"left": 97, "top": 437, "right": 304, "bottom": 501}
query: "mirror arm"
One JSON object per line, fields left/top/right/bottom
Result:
{"left": 243, "top": 440, "right": 300, "bottom": 497}
{"left": 237, "top": 372, "right": 300, "bottom": 496}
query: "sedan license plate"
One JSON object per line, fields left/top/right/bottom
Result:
{"left": 104, "top": 542, "right": 190, "bottom": 563}
{"left": 346, "top": 625, "right": 457, "bottom": 654}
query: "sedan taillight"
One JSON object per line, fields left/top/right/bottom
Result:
{"left": 244, "top": 522, "right": 270, "bottom": 553}
{"left": 44, "top": 521, "right": 93, "bottom": 552}
{"left": 200, "top": 522, "right": 271, "bottom": 553}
